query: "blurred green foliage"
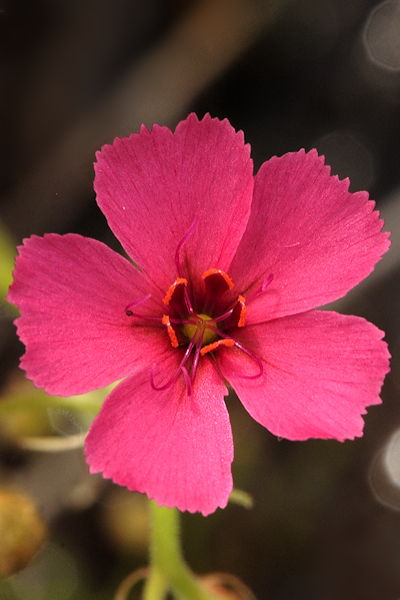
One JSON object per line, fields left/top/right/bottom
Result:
{"left": 0, "top": 221, "right": 15, "bottom": 303}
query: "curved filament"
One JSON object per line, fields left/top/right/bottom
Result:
{"left": 190, "top": 344, "right": 202, "bottom": 382}
{"left": 231, "top": 340, "right": 264, "bottom": 380}
{"left": 213, "top": 295, "right": 247, "bottom": 328}
{"left": 125, "top": 294, "right": 152, "bottom": 315}
{"left": 213, "top": 305, "right": 235, "bottom": 323}
{"left": 174, "top": 218, "right": 198, "bottom": 277}
{"left": 183, "top": 286, "right": 194, "bottom": 315}
{"left": 125, "top": 294, "right": 162, "bottom": 323}
{"left": 246, "top": 273, "right": 274, "bottom": 304}
{"left": 207, "top": 325, "right": 264, "bottom": 380}
{"left": 180, "top": 365, "right": 192, "bottom": 396}
{"left": 150, "top": 340, "right": 195, "bottom": 392}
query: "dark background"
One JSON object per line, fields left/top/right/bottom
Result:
{"left": 1, "top": 1, "right": 400, "bottom": 599}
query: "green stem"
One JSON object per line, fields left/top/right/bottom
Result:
{"left": 143, "top": 565, "right": 167, "bottom": 600}
{"left": 143, "top": 501, "right": 215, "bottom": 600}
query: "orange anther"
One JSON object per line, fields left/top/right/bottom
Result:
{"left": 201, "top": 268, "right": 234, "bottom": 290}
{"left": 162, "top": 314, "right": 179, "bottom": 348}
{"left": 237, "top": 295, "right": 247, "bottom": 327}
{"left": 163, "top": 278, "right": 188, "bottom": 305}
{"left": 200, "top": 338, "right": 235, "bottom": 356}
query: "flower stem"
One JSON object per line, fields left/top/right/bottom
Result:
{"left": 143, "top": 500, "right": 215, "bottom": 600}
{"left": 142, "top": 565, "right": 167, "bottom": 600}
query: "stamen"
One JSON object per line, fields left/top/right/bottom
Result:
{"left": 163, "top": 278, "right": 188, "bottom": 306}
{"left": 237, "top": 295, "right": 247, "bottom": 327}
{"left": 175, "top": 218, "right": 198, "bottom": 277}
{"left": 162, "top": 314, "right": 179, "bottom": 348}
{"left": 213, "top": 295, "right": 247, "bottom": 328}
{"left": 162, "top": 277, "right": 194, "bottom": 317}
{"left": 207, "top": 326, "right": 264, "bottom": 380}
{"left": 200, "top": 338, "right": 235, "bottom": 356}
{"left": 201, "top": 268, "right": 234, "bottom": 295}
{"left": 201, "top": 268, "right": 235, "bottom": 314}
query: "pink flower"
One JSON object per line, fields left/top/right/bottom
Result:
{"left": 8, "top": 114, "right": 390, "bottom": 515}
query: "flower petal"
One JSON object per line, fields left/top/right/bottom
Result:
{"left": 219, "top": 311, "right": 390, "bottom": 441}
{"left": 230, "top": 150, "right": 390, "bottom": 322}
{"left": 94, "top": 113, "right": 253, "bottom": 291}
{"left": 8, "top": 234, "right": 169, "bottom": 395}
{"left": 84, "top": 359, "right": 233, "bottom": 515}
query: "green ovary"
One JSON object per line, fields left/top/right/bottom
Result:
{"left": 182, "top": 314, "right": 217, "bottom": 346}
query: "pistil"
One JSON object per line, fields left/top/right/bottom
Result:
{"left": 182, "top": 314, "right": 217, "bottom": 346}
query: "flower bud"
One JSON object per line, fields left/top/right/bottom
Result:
{"left": 0, "top": 488, "right": 47, "bottom": 576}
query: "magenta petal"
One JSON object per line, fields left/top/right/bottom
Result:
{"left": 84, "top": 359, "right": 233, "bottom": 515}
{"left": 8, "top": 234, "right": 169, "bottom": 395}
{"left": 219, "top": 311, "right": 390, "bottom": 441}
{"left": 94, "top": 113, "right": 253, "bottom": 291}
{"left": 230, "top": 150, "right": 390, "bottom": 322}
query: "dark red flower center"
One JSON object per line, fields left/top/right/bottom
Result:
{"left": 160, "top": 268, "right": 247, "bottom": 352}
{"left": 125, "top": 223, "right": 271, "bottom": 395}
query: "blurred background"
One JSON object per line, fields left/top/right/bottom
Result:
{"left": 1, "top": 0, "right": 400, "bottom": 598}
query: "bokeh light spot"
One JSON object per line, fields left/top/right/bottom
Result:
{"left": 363, "top": 0, "right": 400, "bottom": 71}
